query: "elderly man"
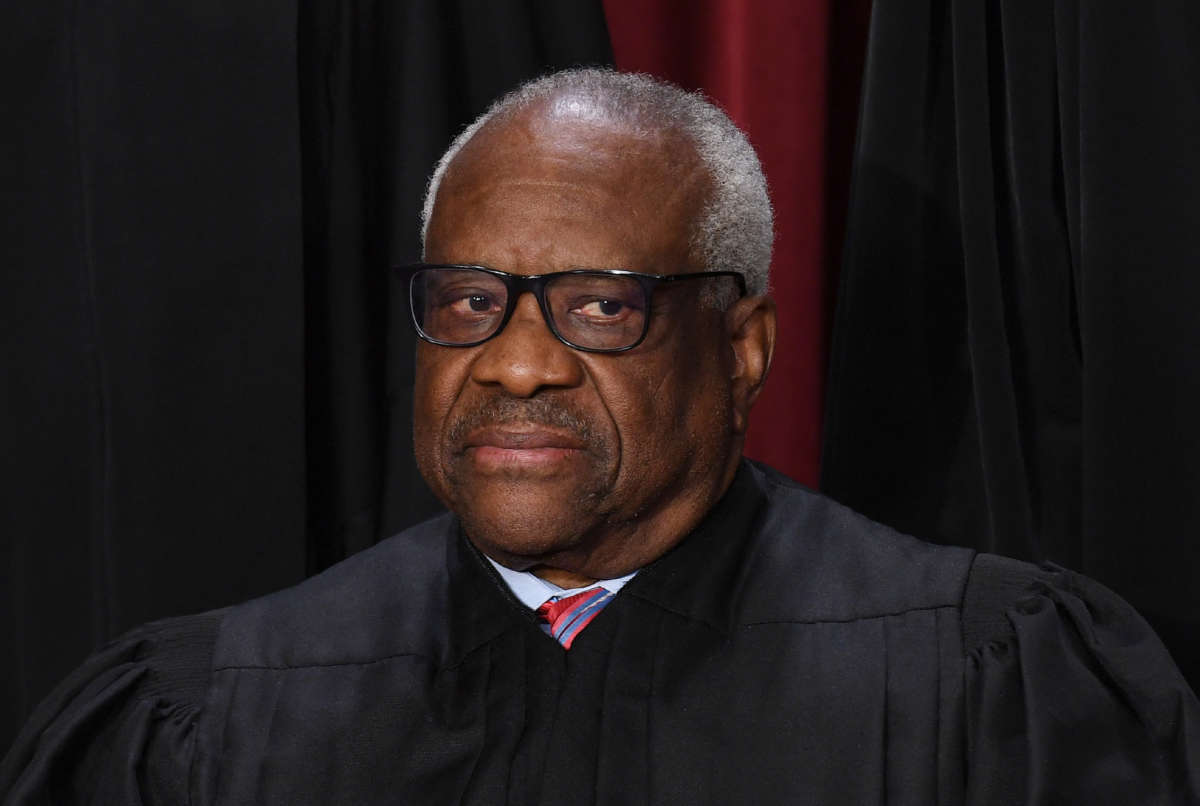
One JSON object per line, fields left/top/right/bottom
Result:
{"left": 3, "top": 69, "right": 1197, "bottom": 804}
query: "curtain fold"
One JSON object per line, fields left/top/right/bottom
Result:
{"left": 1, "top": 0, "right": 309, "bottom": 753}
{"left": 823, "top": 0, "right": 1200, "bottom": 687}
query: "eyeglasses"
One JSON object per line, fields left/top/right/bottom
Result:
{"left": 396, "top": 264, "right": 746, "bottom": 353}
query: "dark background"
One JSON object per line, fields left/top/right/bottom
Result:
{"left": 3, "top": 0, "right": 1197, "bottom": 751}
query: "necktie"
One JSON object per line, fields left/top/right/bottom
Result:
{"left": 536, "top": 587, "right": 615, "bottom": 649}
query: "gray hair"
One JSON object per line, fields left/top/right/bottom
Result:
{"left": 420, "top": 68, "right": 773, "bottom": 298}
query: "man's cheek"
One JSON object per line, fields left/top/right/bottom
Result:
{"left": 414, "top": 352, "right": 468, "bottom": 423}
{"left": 412, "top": 360, "right": 460, "bottom": 483}
{"left": 609, "top": 375, "right": 688, "bottom": 464}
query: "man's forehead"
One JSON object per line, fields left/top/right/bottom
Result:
{"left": 425, "top": 101, "right": 710, "bottom": 272}
{"left": 442, "top": 102, "right": 694, "bottom": 191}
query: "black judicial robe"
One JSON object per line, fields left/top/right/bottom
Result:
{"left": 4, "top": 462, "right": 1199, "bottom": 804}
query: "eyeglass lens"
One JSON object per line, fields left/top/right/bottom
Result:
{"left": 412, "top": 268, "right": 649, "bottom": 351}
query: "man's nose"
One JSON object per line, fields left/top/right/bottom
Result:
{"left": 469, "top": 293, "right": 584, "bottom": 397}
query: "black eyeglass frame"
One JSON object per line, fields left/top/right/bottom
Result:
{"left": 395, "top": 263, "right": 747, "bottom": 353}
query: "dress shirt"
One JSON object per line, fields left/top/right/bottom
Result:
{"left": 484, "top": 555, "right": 637, "bottom": 610}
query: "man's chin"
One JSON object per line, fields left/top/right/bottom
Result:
{"left": 442, "top": 450, "right": 613, "bottom": 558}
{"left": 463, "top": 520, "right": 587, "bottom": 568}
{"left": 452, "top": 490, "right": 598, "bottom": 563}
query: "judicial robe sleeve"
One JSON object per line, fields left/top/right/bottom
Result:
{"left": 0, "top": 610, "right": 222, "bottom": 804}
{"left": 962, "top": 554, "right": 1200, "bottom": 804}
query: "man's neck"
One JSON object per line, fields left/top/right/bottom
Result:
{"left": 531, "top": 566, "right": 596, "bottom": 589}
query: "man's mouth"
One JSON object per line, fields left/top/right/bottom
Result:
{"left": 461, "top": 426, "right": 586, "bottom": 472}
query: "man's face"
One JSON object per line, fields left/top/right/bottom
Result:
{"left": 415, "top": 105, "right": 748, "bottom": 579}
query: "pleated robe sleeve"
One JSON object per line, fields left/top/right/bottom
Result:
{"left": 963, "top": 555, "right": 1200, "bottom": 804}
{"left": 0, "top": 610, "right": 223, "bottom": 805}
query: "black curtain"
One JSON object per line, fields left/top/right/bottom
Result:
{"left": 1, "top": 0, "right": 610, "bottom": 751}
{"left": 822, "top": 0, "right": 1200, "bottom": 688}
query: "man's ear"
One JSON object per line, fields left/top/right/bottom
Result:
{"left": 725, "top": 295, "right": 777, "bottom": 435}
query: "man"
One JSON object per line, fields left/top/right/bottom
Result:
{"left": 3, "top": 69, "right": 1198, "bottom": 804}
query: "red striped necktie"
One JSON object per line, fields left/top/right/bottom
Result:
{"left": 536, "top": 587, "right": 615, "bottom": 649}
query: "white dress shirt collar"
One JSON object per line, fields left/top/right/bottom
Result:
{"left": 484, "top": 555, "right": 638, "bottom": 611}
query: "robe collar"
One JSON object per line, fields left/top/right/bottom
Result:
{"left": 623, "top": 460, "right": 768, "bottom": 634}
{"left": 446, "top": 460, "right": 768, "bottom": 662}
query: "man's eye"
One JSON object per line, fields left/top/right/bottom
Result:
{"left": 575, "top": 299, "right": 627, "bottom": 318}
{"left": 444, "top": 293, "right": 500, "bottom": 315}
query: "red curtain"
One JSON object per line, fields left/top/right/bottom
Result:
{"left": 603, "top": 0, "right": 870, "bottom": 487}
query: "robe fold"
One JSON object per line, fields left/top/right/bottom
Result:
{"left": 3, "top": 461, "right": 1198, "bottom": 803}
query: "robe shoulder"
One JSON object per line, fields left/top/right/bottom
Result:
{"left": 744, "top": 463, "right": 1200, "bottom": 801}
{"left": 0, "top": 514, "right": 463, "bottom": 804}
{"left": 960, "top": 553, "right": 1200, "bottom": 803}
{"left": 0, "top": 609, "right": 225, "bottom": 804}
{"left": 738, "top": 460, "right": 977, "bottom": 622}
{"left": 212, "top": 512, "right": 465, "bottom": 670}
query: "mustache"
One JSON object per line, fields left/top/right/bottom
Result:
{"left": 445, "top": 396, "right": 605, "bottom": 454}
